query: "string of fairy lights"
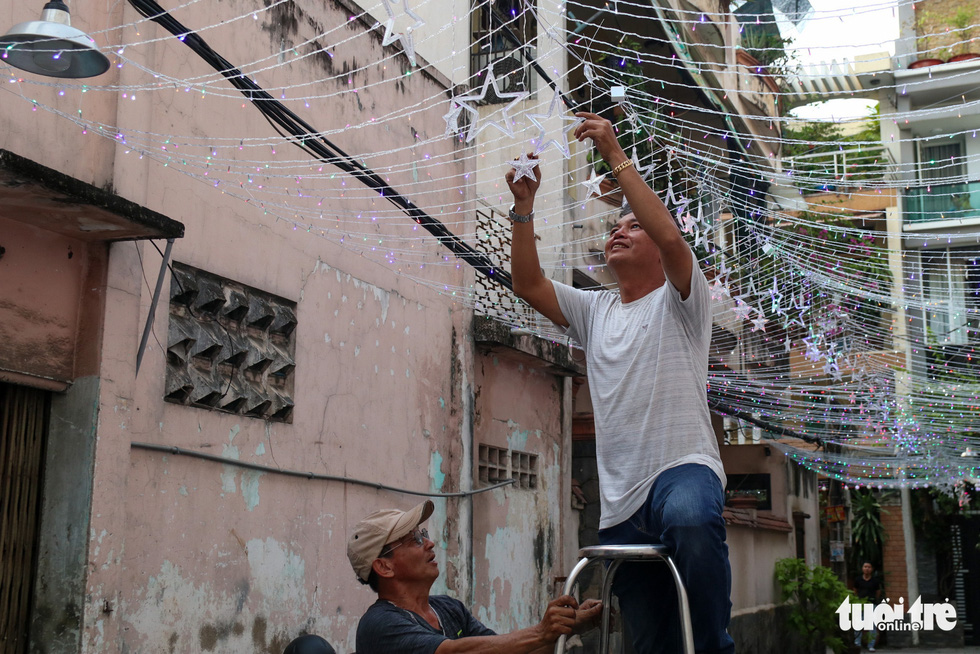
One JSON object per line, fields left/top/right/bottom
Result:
{"left": 2, "top": 0, "right": 979, "bottom": 492}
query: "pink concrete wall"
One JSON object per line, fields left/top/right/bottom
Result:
{"left": 0, "top": 0, "right": 578, "bottom": 649}
{"left": 0, "top": 217, "right": 105, "bottom": 385}
{"left": 470, "top": 350, "right": 567, "bottom": 633}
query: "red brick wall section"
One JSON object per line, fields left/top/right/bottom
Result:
{"left": 880, "top": 506, "right": 908, "bottom": 601}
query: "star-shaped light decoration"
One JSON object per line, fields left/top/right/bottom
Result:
{"left": 527, "top": 89, "right": 584, "bottom": 159}
{"left": 630, "top": 147, "right": 656, "bottom": 184}
{"left": 442, "top": 101, "right": 466, "bottom": 138}
{"left": 731, "top": 298, "right": 754, "bottom": 321}
{"left": 379, "top": 0, "right": 425, "bottom": 67}
{"left": 802, "top": 336, "right": 822, "bottom": 362}
{"left": 582, "top": 168, "right": 607, "bottom": 199}
{"left": 709, "top": 277, "right": 731, "bottom": 301}
{"left": 680, "top": 210, "right": 698, "bottom": 234}
{"left": 509, "top": 152, "right": 539, "bottom": 183}
{"left": 769, "top": 277, "right": 784, "bottom": 316}
{"left": 750, "top": 313, "right": 768, "bottom": 332}
{"left": 453, "top": 62, "right": 529, "bottom": 142}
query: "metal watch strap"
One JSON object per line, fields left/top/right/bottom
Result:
{"left": 508, "top": 206, "right": 534, "bottom": 223}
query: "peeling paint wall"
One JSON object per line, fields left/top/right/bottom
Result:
{"left": 470, "top": 351, "right": 567, "bottom": 634}
{"left": 0, "top": 0, "right": 582, "bottom": 649}
{"left": 0, "top": 216, "right": 106, "bottom": 385}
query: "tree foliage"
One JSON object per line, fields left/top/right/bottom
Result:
{"left": 850, "top": 490, "right": 886, "bottom": 571}
{"left": 774, "top": 558, "right": 853, "bottom": 654}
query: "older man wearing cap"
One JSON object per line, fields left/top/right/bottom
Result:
{"left": 348, "top": 500, "right": 601, "bottom": 654}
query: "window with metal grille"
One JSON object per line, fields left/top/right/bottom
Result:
{"left": 469, "top": 0, "right": 536, "bottom": 103}
{"left": 473, "top": 205, "right": 536, "bottom": 327}
{"left": 478, "top": 443, "right": 538, "bottom": 489}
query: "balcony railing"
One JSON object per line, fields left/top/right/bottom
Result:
{"left": 904, "top": 181, "right": 980, "bottom": 224}
{"left": 783, "top": 145, "right": 895, "bottom": 193}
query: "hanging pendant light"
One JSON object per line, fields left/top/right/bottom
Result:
{"left": 0, "top": 0, "right": 110, "bottom": 78}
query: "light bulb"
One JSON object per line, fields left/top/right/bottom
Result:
{"left": 32, "top": 45, "right": 72, "bottom": 73}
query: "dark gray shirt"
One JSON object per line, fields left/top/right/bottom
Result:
{"left": 355, "top": 595, "right": 496, "bottom": 654}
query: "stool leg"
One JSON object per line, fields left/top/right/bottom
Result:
{"left": 663, "top": 556, "right": 695, "bottom": 654}
{"left": 600, "top": 560, "right": 623, "bottom": 654}
{"left": 554, "top": 557, "right": 592, "bottom": 654}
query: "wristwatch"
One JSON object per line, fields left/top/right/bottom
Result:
{"left": 508, "top": 205, "right": 534, "bottom": 223}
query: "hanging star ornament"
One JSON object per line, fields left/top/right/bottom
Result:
{"left": 731, "top": 298, "right": 754, "bottom": 321}
{"left": 379, "top": 0, "right": 425, "bottom": 66}
{"left": 442, "top": 101, "right": 473, "bottom": 138}
{"left": 527, "top": 89, "right": 584, "bottom": 159}
{"left": 452, "top": 62, "right": 529, "bottom": 142}
{"left": 509, "top": 152, "right": 539, "bottom": 183}
{"left": 582, "top": 168, "right": 606, "bottom": 199}
{"left": 630, "top": 147, "right": 655, "bottom": 184}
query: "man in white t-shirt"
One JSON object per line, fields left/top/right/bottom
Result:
{"left": 505, "top": 112, "right": 735, "bottom": 654}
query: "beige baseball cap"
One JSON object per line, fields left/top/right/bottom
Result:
{"left": 347, "top": 500, "right": 434, "bottom": 582}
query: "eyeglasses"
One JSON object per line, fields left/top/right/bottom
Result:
{"left": 380, "top": 528, "right": 429, "bottom": 557}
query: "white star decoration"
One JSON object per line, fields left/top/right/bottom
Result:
{"left": 452, "top": 62, "right": 529, "bottom": 142}
{"left": 379, "top": 0, "right": 424, "bottom": 67}
{"left": 630, "top": 147, "right": 655, "bottom": 183}
{"left": 582, "top": 168, "right": 606, "bottom": 199}
{"left": 527, "top": 89, "right": 583, "bottom": 159}
{"left": 732, "top": 298, "right": 754, "bottom": 321}
{"left": 442, "top": 101, "right": 465, "bottom": 137}
{"left": 509, "top": 152, "right": 539, "bottom": 183}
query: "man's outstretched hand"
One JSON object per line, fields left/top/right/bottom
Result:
{"left": 505, "top": 153, "right": 541, "bottom": 213}
{"left": 574, "top": 112, "right": 628, "bottom": 169}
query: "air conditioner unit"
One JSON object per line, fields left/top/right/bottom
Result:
{"left": 479, "top": 54, "right": 529, "bottom": 105}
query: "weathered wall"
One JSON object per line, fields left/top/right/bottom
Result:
{"left": 0, "top": 217, "right": 106, "bottom": 386}
{"left": 470, "top": 348, "right": 567, "bottom": 633}
{"left": 720, "top": 444, "right": 820, "bottom": 610}
{"left": 0, "top": 0, "right": 576, "bottom": 651}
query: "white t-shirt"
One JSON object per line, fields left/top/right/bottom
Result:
{"left": 552, "top": 252, "right": 725, "bottom": 529}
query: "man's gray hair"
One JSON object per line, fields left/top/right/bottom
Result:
{"left": 620, "top": 202, "right": 633, "bottom": 218}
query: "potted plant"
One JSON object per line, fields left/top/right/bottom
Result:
{"left": 947, "top": 7, "right": 979, "bottom": 63}
{"left": 910, "top": 10, "right": 944, "bottom": 68}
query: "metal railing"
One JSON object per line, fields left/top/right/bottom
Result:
{"left": 783, "top": 145, "right": 896, "bottom": 192}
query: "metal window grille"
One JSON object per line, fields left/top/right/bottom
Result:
{"left": 473, "top": 206, "right": 536, "bottom": 327}
{"left": 469, "top": 0, "right": 536, "bottom": 103}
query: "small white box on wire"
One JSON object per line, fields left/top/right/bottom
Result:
{"left": 609, "top": 86, "right": 627, "bottom": 103}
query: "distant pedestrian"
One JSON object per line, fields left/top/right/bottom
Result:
{"left": 853, "top": 561, "right": 883, "bottom": 651}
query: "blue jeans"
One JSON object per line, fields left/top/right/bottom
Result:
{"left": 598, "top": 464, "right": 735, "bottom": 654}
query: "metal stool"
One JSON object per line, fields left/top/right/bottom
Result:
{"left": 555, "top": 544, "right": 694, "bottom": 654}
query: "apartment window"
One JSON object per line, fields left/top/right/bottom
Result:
{"left": 469, "top": 0, "right": 536, "bottom": 103}
{"left": 922, "top": 248, "right": 979, "bottom": 346}
{"left": 919, "top": 142, "right": 964, "bottom": 184}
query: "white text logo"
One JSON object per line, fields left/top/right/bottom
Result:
{"left": 837, "top": 596, "right": 957, "bottom": 632}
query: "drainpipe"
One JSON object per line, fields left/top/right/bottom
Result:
{"left": 902, "top": 486, "right": 919, "bottom": 646}
{"left": 459, "top": 345, "right": 475, "bottom": 608}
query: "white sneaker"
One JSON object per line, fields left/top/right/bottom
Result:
{"left": 868, "top": 647, "right": 876, "bottom": 652}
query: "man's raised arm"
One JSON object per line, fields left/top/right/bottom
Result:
{"left": 573, "top": 112, "right": 694, "bottom": 299}
{"left": 505, "top": 158, "right": 569, "bottom": 327}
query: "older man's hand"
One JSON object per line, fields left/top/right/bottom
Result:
{"left": 537, "top": 595, "right": 579, "bottom": 642}
{"left": 573, "top": 598, "right": 603, "bottom": 633}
